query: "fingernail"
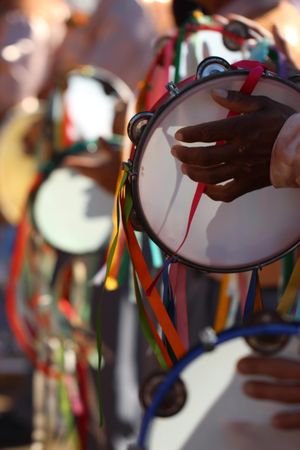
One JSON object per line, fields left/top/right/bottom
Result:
{"left": 272, "top": 415, "right": 283, "bottom": 429}
{"left": 237, "top": 360, "right": 247, "bottom": 373}
{"left": 181, "top": 164, "right": 187, "bottom": 175}
{"left": 175, "top": 130, "right": 183, "bottom": 141}
{"left": 211, "top": 88, "right": 228, "bottom": 99}
{"left": 243, "top": 382, "right": 255, "bottom": 396}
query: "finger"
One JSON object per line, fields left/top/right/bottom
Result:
{"left": 171, "top": 143, "right": 237, "bottom": 166}
{"left": 272, "top": 24, "right": 288, "bottom": 56}
{"left": 226, "top": 14, "right": 272, "bottom": 39}
{"left": 181, "top": 162, "right": 239, "bottom": 184}
{"left": 205, "top": 179, "right": 249, "bottom": 202}
{"left": 205, "top": 174, "right": 269, "bottom": 202}
{"left": 238, "top": 357, "right": 300, "bottom": 380}
{"left": 175, "top": 114, "right": 253, "bottom": 143}
{"left": 273, "top": 411, "right": 300, "bottom": 429}
{"left": 210, "top": 89, "right": 272, "bottom": 114}
{"left": 175, "top": 90, "right": 272, "bottom": 143}
{"left": 243, "top": 380, "right": 300, "bottom": 403}
{"left": 272, "top": 25, "right": 297, "bottom": 71}
{"left": 212, "top": 14, "right": 228, "bottom": 26}
{"left": 64, "top": 154, "right": 106, "bottom": 168}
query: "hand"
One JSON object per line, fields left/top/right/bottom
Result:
{"left": 213, "top": 13, "right": 272, "bottom": 39}
{"left": 171, "top": 89, "right": 295, "bottom": 202}
{"left": 272, "top": 24, "right": 300, "bottom": 74}
{"left": 237, "top": 356, "right": 300, "bottom": 429}
{"left": 63, "top": 137, "right": 121, "bottom": 194}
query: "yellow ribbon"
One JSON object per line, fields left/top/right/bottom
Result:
{"left": 277, "top": 256, "right": 300, "bottom": 315}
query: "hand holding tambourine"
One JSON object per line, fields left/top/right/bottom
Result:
{"left": 171, "top": 88, "right": 295, "bottom": 202}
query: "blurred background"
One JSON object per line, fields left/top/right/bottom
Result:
{"left": 0, "top": 1, "right": 300, "bottom": 450}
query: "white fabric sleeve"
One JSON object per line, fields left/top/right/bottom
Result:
{"left": 270, "top": 113, "right": 300, "bottom": 188}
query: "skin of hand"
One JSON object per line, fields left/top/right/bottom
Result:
{"left": 63, "top": 137, "right": 121, "bottom": 195}
{"left": 213, "top": 12, "right": 272, "bottom": 39}
{"left": 237, "top": 356, "right": 300, "bottom": 430}
{"left": 171, "top": 89, "right": 295, "bottom": 202}
{"left": 272, "top": 24, "right": 300, "bottom": 73}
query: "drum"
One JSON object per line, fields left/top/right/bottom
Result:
{"left": 134, "top": 314, "right": 300, "bottom": 450}
{"left": 127, "top": 60, "right": 300, "bottom": 272}
{"left": 0, "top": 98, "right": 43, "bottom": 224}
{"left": 177, "top": 19, "right": 266, "bottom": 81}
{"left": 140, "top": 16, "right": 277, "bottom": 111}
{"left": 32, "top": 167, "right": 114, "bottom": 255}
{"left": 31, "top": 67, "right": 132, "bottom": 254}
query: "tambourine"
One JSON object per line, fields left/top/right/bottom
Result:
{"left": 31, "top": 66, "right": 132, "bottom": 255}
{"left": 0, "top": 99, "right": 43, "bottom": 224}
{"left": 175, "top": 18, "right": 275, "bottom": 80}
{"left": 132, "top": 313, "right": 300, "bottom": 450}
{"left": 139, "top": 16, "right": 281, "bottom": 111}
{"left": 127, "top": 58, "right": 300, "bottom": 272}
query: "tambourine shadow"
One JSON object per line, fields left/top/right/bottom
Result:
{"left": 204, "top": 186, "right": 300, "bottom": 271}
{"left": 156, "top": 127, "right": 184, "bottom": 237}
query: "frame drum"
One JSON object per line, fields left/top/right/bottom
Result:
{"left": 32, "top": 67, "right": 132, "bottom": 254}
{"left": 128, "top": 65, "right": 300, "bottom": 272}
{"left": 135, "top": 318, "right": 300, "bottom": 450}
{"left": 0, "top": 100, "right": 43, "bottom": 224}
{"left": 32, "top": 167, "right": 114, "bottom": 255}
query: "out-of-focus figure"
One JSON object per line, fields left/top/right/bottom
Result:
{"left": 0, "top": 0, "right": 68, "bottom": 115}
{"left": 54, "top": 0, "right": 156, "bottom": 92}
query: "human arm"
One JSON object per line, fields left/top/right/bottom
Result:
{"left": 63, "top": 138, "right": 121, "bottom": 195}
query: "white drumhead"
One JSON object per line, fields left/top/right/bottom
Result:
{"left": 181, "top": 29, "right": 249, "bottom": 80}
{"left": 147, "top": 338, "right": 300, "bottom": 450}
{"left": 33, "top": 168, "right": 114, "bottom": 254}
{"left": 135, "top": 73, "right": 300, "bottom": 271}
{"left": 65, "top": 74, "right": 118, "bottom": 142}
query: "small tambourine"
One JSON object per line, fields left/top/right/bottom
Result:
{"left": 130, "top": 312, "right": 300, "bottom": 450}
{"left": 127, "top": 58, "right": 300, "bottom": 272}
{"left": 31, "top": 66, "right": 131, "bottom": 255}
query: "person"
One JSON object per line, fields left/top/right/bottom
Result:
{"left": 53, "top": 0, "right": 156, "bottom": 93}
{"left": 0, "top": 0, "right": 68, "bottom": 116}
{"left": 171, "top": 0, "right": 300, "bottom": 431}
{"left": 172, "top": 86, "right": 300, "bottom": 432}
{"left": 0, "top": 2, "right": 157, "bottom": 449}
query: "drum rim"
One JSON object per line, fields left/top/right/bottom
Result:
{"left": 130, "top": 69, "right": 300, "bottom": 273}
{"left": 60, "top": 65, "right": 133, "bottom": 104}
{"left": 137, "top": 320, "right": 300, "bottom": 448}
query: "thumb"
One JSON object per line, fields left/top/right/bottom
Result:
{"left": 211, "top": 89, "right": 269, "bottom": 114}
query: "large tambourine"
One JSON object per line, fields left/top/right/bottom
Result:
{"left": 132, "top": 313, "right": 300, "bottom": 450}
{"left": 127, "top": 59, "right": 300, "bottom": 272}
{"left": 31, "top": 66, "right": 132, "bottom": 255}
